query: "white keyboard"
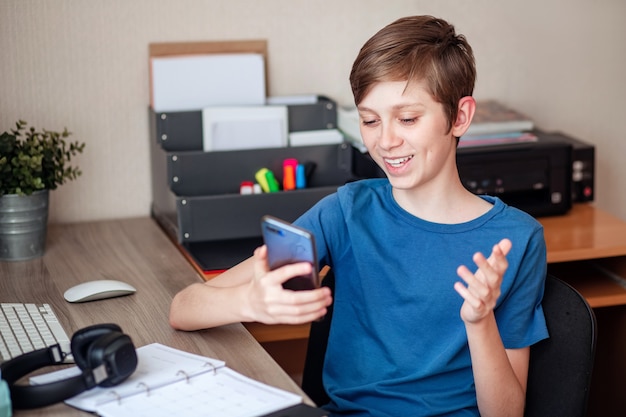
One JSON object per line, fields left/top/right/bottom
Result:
{"left": 0, "top": 303, "right": 73, "bottom": 363}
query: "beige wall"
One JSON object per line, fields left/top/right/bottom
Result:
{"left": 1, "top": 0, "right": 625, "bottom": 223}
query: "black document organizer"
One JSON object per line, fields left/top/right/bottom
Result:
{"left": 148, "top": 108, "right": 361, "bottom": 272}
{"left": 153, "top": 96, "right": 338, "bottom": 152}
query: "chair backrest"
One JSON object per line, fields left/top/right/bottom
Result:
{"left": 301, "top": 269, "right": 334, "bottom": 407}
{"left": 301, "top": 273, "right": 597, "bottom": 417}
{"left": 524, "top": 274, "right": 597, "bottom": 417}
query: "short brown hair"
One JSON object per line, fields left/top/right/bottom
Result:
{"left": 349, "top": 15, "right": 476, "bottom": 131}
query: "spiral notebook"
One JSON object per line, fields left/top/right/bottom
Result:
{"left": 30, "top": 343, "right": 309, "bottom": 417}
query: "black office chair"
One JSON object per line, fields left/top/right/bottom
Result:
{"left": 524, "top": 274, "right": 597, "bottom": 417}
{"left": 301, "top": 269, "right": 335, "bottom": 407}
{"left": 301, "top": 273, "right": 597, "bottom": 417}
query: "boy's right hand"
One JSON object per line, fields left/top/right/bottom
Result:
{"left": 244, "top": 245, "right": 332, "bottom": 325}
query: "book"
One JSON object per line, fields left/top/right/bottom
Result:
{"left": 458, "top": 131, "right": 538, "bottom": 148}
{"left": 30, "top": 343, "right": 313, "bottom": 417}
{"left": 465, "top": 100, "right": 534, "bottom": 136}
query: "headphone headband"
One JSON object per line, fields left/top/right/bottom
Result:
{"left": 0, "top": 324, "right": 137, "bottom": 410}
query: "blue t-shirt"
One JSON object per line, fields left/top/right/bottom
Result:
{"left": 295, "top": 179, "right": 548, "bottom": 417}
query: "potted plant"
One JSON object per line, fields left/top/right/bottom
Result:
{"left": 0, "top": 120, "right": 85, "bottom": 261}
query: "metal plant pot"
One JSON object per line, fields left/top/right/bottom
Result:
{"left": 0, "top": 190, "right": 49, "bottom": 261}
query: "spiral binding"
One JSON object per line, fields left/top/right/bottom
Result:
{"left": 106, "top": 361, "right": 217, "bottom": 405}
{"left": 137, "top": 382, "right": 151, "bottom": 397}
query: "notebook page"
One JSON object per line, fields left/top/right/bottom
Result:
{"left": 96, "top": 367, "right": 302, "bottom": 417}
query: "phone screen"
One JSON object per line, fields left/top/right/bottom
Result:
{"left": 261, "top": 215, "right": 319, "bottom": 291}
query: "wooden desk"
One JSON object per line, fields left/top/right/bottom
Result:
{"left": 538, "top": 204, "right": 626, "bottom": 308}
{"left": 540, "top": 203, "right": 626, "bottom": 263}
{"left": 0, "top": 218, "right": 308, "bottom": 416}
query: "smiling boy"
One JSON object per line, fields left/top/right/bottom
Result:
{"left": 170, "top": 15, "right": 548, "bottom": 416}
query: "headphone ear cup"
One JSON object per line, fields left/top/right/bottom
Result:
{"left": 85, "top": 331, "right": 137, "bottom": 387}
{"left": 71, "top": 323, "right": 122, "bottom": 370}
{"left": 1, "top": 323, "right": 135, "bottom": 410}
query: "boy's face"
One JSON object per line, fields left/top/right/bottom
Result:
{"left": 357, "top": 80, "right": 459, "bottom": 194}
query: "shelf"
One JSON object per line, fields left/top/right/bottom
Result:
{"left": 548, "top": 258, "right": 626, "bottom": 308}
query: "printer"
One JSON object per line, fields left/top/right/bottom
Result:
{"left": 457, "top": 132, "right": 571, "bottom": 217}
{"left": 353, "top": 131, "right": 595, "bottom": 218}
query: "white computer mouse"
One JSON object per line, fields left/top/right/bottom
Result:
{"left": 63, "top": 279, "right": 137, "bottom": 303}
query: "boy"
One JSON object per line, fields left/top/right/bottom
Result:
{"left": 169, "top": 15, "right": 548, "bottom": 417}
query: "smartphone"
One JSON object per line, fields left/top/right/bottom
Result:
{"left": 261, "top": 215, "right": 319, "bottom": 291}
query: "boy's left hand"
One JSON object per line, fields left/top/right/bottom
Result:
{"left": 454, "top": 238, "right": 512, "bottom": 324}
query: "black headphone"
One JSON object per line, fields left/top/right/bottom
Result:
{"left": 0, "top": 323, "right": 137, "bottom": 410}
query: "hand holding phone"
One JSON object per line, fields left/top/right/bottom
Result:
{"left": 261, "top": 215, "right": 320, "bottom": 291}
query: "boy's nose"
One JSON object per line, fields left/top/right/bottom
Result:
{"left": 378, "top": 124, "right": 402, "bottom": 150}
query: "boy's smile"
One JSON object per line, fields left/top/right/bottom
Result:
{"left": 384, "top": 155, "right": 413, "bottom": 168}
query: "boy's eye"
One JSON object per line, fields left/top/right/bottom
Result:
{"left": 361, "top": 120, "right": 378, "bottom": 126}
{"left": 400, "top": 118, "right": 417, "bottom": 124}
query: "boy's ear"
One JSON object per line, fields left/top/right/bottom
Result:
{"left": 451, "top": 96, "right": 476, "bottom": 138}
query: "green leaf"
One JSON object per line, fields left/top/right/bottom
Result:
{"left": 0, "top": 120, "right": 85, "bottom": 195}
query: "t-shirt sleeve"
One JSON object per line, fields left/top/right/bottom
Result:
{"left": 496, "top": 226, "right": 549, "bottom": 349}
{"left": 293, "top": 192, "right": 343, "bottom": 270}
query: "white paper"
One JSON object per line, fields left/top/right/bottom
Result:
{"left": 266, "top": 95, "right": 319, "bottom": 105}
{"left": 202, "top": 106, "right": 288, "bottom": 151}
{"left": 337, "top": 106, "right": 360, "bottom": 142}
{"left": 289, "top": 129, "right": 344, "bottom": 147}
{"left": 151, "top": 54, "right": 266, "bottom": 112}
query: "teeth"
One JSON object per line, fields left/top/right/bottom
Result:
{"left": 385, "top": 156, "right": 412, "bottom": 167}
